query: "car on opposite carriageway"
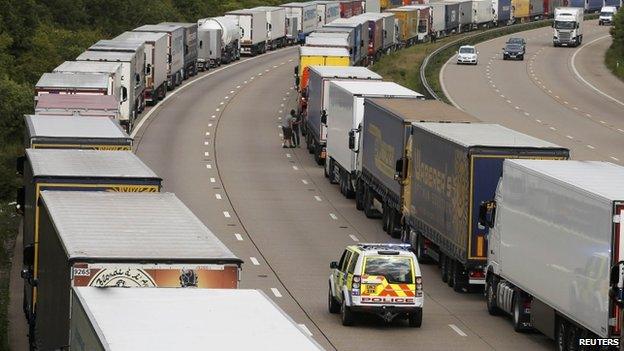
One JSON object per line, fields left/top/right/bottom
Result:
{"left": 506, "top": 37, "right": 526, "bottom": 51}
{"left": 502, "top": 43, "right": 525, "bottom": 60}
{"left": 456, "top": 45, "right": 478, "bottom": 65}
{"left": 328, "top": 243, "right": 423, "bottom": 327}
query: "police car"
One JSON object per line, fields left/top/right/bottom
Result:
{"left": 328, "top": 243, "right": 423, "bottom": 327}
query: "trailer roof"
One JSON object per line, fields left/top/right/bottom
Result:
{"left": 309, "top": 32, "right": 351, "bottom": 38}
{"left": 25, "top": 115, "right": 129, "bottom": 139}
{"left": 331, "top": 80, "right": 424, "bottom": 98}
{"left": 72, "top": 288, "right": 324, "bottom": 350}
{"left": 412, "top": 123, "right": 562, "bottom": 148}
{"left": 25, "top": 149, "right": 158, "bottom": 178}
{"left": 77, "top": 50, "right": 135, "bottom": 62}
{"left": 90, "top": 40, "right": 144, "bottom": 52}
{"left": 309, "top": 65, "right": 382, "bottom": 79}
{"left": 280, "top": 2, "right": 317, "bottom": 7}
{"left": 507, "top": 160, "right": 624, "bottom": 201}
{"left": 35, "top": 94, "right": 119, "bottom": 111}
{"left": 36, "top": 72, "right": 110, "bottom": 89}
{"left": 299, "top": 46, "right": 349, "bottom": 56}
{"left": 251, "top": 6, "right": 284, "bottom": 11}
{"left": 40, "top": 192, "right": 241, "bottom": 262}
{"left": 161, "top": 22, "right": 197, "bottom": 29}
{"left": 367, "top": 98, "right": 481, "bottom": 123}
{"left": 54, "top": 61, "right": 122, "bottom": 74}
{"left": 134, "top": 24, "right": 183, "bottom": 33}
{"left": 114, "top": 31, "right": 167, "bottom": 42}
{"left": 306, "top": 36, "right": 350, "bottom": 46}
{"left": 226, "top": 9, "right": 263, "bottom": 14}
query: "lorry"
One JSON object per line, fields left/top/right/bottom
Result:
{"left": 251, "top": 7, "right": 288, "bottom": 50}
{"left": 358, "top": 13, "right": 384, "bottom": 60}
{"left": 69, "top": 288, "right": 325, "bottom": 350}
{"left": 324, "top": 81, "right": 424, "bottom": 198}
{"left": 307, "top": 33, "right": 357, "bottom": 64}
{"left": 76, "top": 50, "right": 145, "bottom": 129}
{"left": 440, "top": 0, "right": 461, "bottom": 34}
{"left": 406, "top": 5, "right": 432, "bottom": 42}
{"left": 297, "top": 46, "right": 351, "bottom": 92}
{"left": 511, "top": 0, "right": 531, "bottom": 20}
{"left": 280, "top": 2, "right": 319, "bottom": 43}
{"left": 479, "top": 160, "right": 624, "bottom": 347}
{"left": 113, "top": 31, "right": 168, "bottom": 104}
{"left": 339, "top": 0, "right": 364, "bottom": 17}
{"left": 34, "top": 94, "right": 120, "bottom": 120}
{"left": 429, "top": 3, "right": 448, "bottom": 36}
{"left": 324, "top": 18, "right": 369, "bottom": 65}
{"left": 225, "top": 9, "right": 268, "bottom": 56}
{"left": 403, "top": 123, "right": 569, "bottom": 293}
{"left": 315, "top": 1, "right": 342, "bottom": 25}
{"left": 553, "top": 7, "right": 584, "bottom": 47}
{"left": 472, "top": 0, "right": 495, "bottom": 27}
{"left": 453, "top": 0, "right": 474, "bottom": 32}
{"left": 372, "top": 12, "right": 399, "bottom": 53}
{"left": 314, "top": 26, "right": 362, "bottom": 64}
{"left": 161, "top": 22, "right": 199, "bottom": 78}
{"left": 529, "top": 0, "right": 545, "bottom": 18}
{"left": 196, "top": 21, "right": 220, "bottom": 70}
{"left": 493, "top": 0, "right": 513, "bottom": 24}
{"left": 52, "top": 61, "right": 124, "bottom": 104}
{"left": 33, "top": 191, "right": 244, "bottom": 351}
{"left": 34, "top": 72, "right": 111, "bottom": 97}
{"left": 23, "top": 115, "right": 132, "bottom": 150}
{"left": 305, "top": 66, "right": 382, "bottom": 165}
{"left": 197, "top": 16, "right": 240, "bottom": 65}
{"left": 133, "top": 24, "right": 185, "bottom": 89}
{"left": 17, "top": 149, "right": 162, "bottom": 333}
{"left": 385, "top": 7, "right": 420, "bottom": 46}
{"left": 357, "top": 99, "right": 480, "bottom": 238}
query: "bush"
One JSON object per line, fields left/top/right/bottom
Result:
{"left": 606, "top": 9, "right": 624, "bottom": 80}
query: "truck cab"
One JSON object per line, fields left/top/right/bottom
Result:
{"left": 553, "top": 7, "right": 584, "bottom": 47}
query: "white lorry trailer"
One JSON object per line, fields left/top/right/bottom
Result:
{"left": 553, "top": 7, "right": 584, "bottom": 46}
{"left": 133, "top": 24, "right": 185, "bottom": 89}
{"left": 113, "top": 31, "right": 168, "bottom": 104}
{"left": 280, "top": 2, "right": 319, "bottom": 43}
{"left": 225, "top": 9, "right": 268, "bottom": 56}
{"left": 325, "top": 80, "right": 424, "bottom": 197}
{"left": 480, "top": 160, "right": 624, "bottom": 347}
{"left": 53, "top": 61, "right": 123, "bottom": 105}
{"left": 34, "top": 72, "right": 111, "bottom": 97}
{"left": 161, "top": 22, "right": 199, "bottom": 78}
{"left": 197, "top": 19, "right": 221, "bottom": 70}
{"left": 197, "top": 16, "right": 241, "bottom": 65}
{"left": 315, "top": 1, "right": 341, "bottom": 25}
{"left": 252, "top": 6, "right": 288, "bottom": 50}
{"left": 75, "top": 50, "right": 144, "bottom": 129}
{"left": 34, "top": 94, "right": 120, "bottom": 120}
{"left": 69, "top": 288, "right": 325, "bottom": 350}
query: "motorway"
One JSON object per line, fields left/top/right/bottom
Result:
{"left": 132, "top": 46, "right": 555, "bottom": 349}
{"left": 441, "top": 20, "right": 624, "bottom": 163}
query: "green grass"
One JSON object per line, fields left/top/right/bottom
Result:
{"left": 605, "top": 45, "right": 624, "bottom": 80}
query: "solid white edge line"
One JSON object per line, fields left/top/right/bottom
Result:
{"left": 349, "top": 234, "right": 359, "bottom": 242}
{"left": 271, "top": 288, "right": 282, "bottom": 298}
{"left": 130, "top": 46, "right": 297, "bottom": 138}
{"left": 571, "top": 35, "right": 624, "bottom": 108}
{"left": 250, "top": 257, "right": 260, "bottom": 265}
{"left": 449, "top": 324, "right": 468, "bottom": 337}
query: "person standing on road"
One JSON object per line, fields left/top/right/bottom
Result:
{"left": 289, "top": 109, "right": 301, "bottom": 148}
{"left": 281, "top": 113, "right": 293, "bottom": 148}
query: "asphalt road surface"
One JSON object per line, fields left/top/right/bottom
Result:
{"left": 441, "top": 20, "right": 623, "bottom": 163}
{"left": 132, "top": 45, "right": 557, "bottom": 350}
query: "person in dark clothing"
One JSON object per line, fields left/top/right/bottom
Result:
{"left": 289, "top": 109, "right": 301, "bottom": 147}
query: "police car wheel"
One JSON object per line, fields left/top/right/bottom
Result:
{"left": 341, "top": 298, "right": 354, "bottom": 326}
{"left": 328, "top": 286, "right": 340, "bottom": 314}
{"left": 408, "top": 309, "right": 422, "bottom": 328}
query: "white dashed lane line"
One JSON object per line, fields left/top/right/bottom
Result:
{"left": 449, "top": 324, "right": 468, "bottom": 337}
{"left": 329, "top": 213, "right": 338, "bottom": 220}
{"left": 301, "top": 179, "right": 309, "bottom": 184}
{"left": 271, "top": 288, "right": 283, "bottom": 298}
{"left": 314, "top": 196, "right": 322, "bottom": 202}
{"left": 349, "top": 234, "right": 359, "bottom": 242}
{"left": 223, "top": 211, "right": 231, "bottom": 218}
{"left": 250, "top": 257, "right": 260, "bottom": 266}
{"left": 215, "top": 194, "right": 222, "bottom": 200}
{"left": 234, "top": 233, "right": 243, "bottom": 241}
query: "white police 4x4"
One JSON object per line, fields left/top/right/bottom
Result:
{"left": 328, "top": 243, "right": 423, "bottom": 327}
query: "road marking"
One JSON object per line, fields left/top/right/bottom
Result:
{"left": 206, "top": 164, "right": 212, "bottom": 169}
{"left": 524, "top": 112, "right": 530, "bottom": 116}
{"left": 216, "top": 108, "right": 220, "bottom": 111}
{"left": 563, "top": 101, "right": 569, "bottom": 105}
{"left": 600, "top": 120, "right": 606, "bottom": 124}
{"left": 286, "top": 153, "right": 292, "bottom": 158}
{"left": 329, "top": 213, "right": 338, "bottom": 220}
{"left": 224, "top": 96, "right": 229, "bottom": 100}
{"left": 258, "top": 73, "right": 263, "bottom": 76}
{"left": 230, "top": 90, "right": 235, "bottom": 94}
{"left": 566, "top": 135, "right": 574, "bottom": 139}
{"left": 205, "top": 132, "right": 210, "bottom": 136}
{"left": 349, "top": 234, "right": 359, "bottom": 242}
{"left": 611, "top": 156, "right": 620, "bottom": 161}
{"left": 215, "top": 194, "right": 222, "bottom": 200}
{"left": 314, "top": 196, "right": 322, "bottom": 202}
{"left": 211, "top": 115, "right": 216, "bottom": 119}
{"left": 234, "top": 233, "right": 243, "bottom": 241}
{"left": 250, "top": 257, "right": 260, "bottom": 265}
{"left": 536, "top": 119, "right": 542, "bottom": 123}
{"left": 250, "top": 76, "right": 255, "bottom": 80}
{"left": 586, "top": 113, "right": 592, "bottom": 117}
{"left": 204, "top": 141, "right": 209, "bottom": 145}
{"left": 548, "top": 90, "right": 552, "bottom": 93}
{"left": 236, "top": 85, "right": 241, "bottom": 89}
{"left": 273, "top": 65, "right": 278, "bottom": 68}
{"left": 280, "top": 103, "right": 284, "bottom": 107}
{"left": 301, "top": 179, "right": 309, "bottom": 184}
{"left": 549, "top": 127, "right": 557, "bottom": 131}
{"left": 449, "top": 324, "right": 467, "bottom": 337}
{"left": 244, "top": 80, "right": 248, "bottom": 84}
{"left": 618, "top": 129, "right": 624, "bottom": 133}
{"left": 573, "top": 107, "right": 578, "bottom": 110}
{"left": 299, "top": 324, "right": 313, "bottom": 336}
{"left": 279, "top": 110, "right": 283, "bottom": 113}
{"left": 514, "top": 106, "right": 520, "bottom": 109}
{"left": 571, "top": 35, "right": 624, "bottom": 108}
{"left": 555, "top": 96, "right": 560, "bottom": 99}
{"left": 292, "top": 165, "right": 299, "bottom": 170}
{"left": 271, "top": 288, "right": 282, "bottom": 297}
{"left": 587, "top": 145, "right": 595, "bottom": 149}
{"left": 210, "top": 177, "right": 216, "bottom": 183}
{"left": 205, "top": 152, "right": 210, "bottom": 156}
{"left": 223, "top": 211, "right": 231, "bottom": 218}
{"left": 500, "top": 94, "right": 505, "bottom": 98}
{"left": 506, "top": 100, "right": 511, "bottom": 103}
{"left": 265, "top": 69, "right": 269, "bottom": 72}
{"left": 208, "top": 123, "right": 213, "bottom": 127}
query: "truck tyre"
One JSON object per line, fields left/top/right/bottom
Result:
{"left": 389, "top": 209, "right": 401, "bottom": 238}
{"left": 567, "top": 325, "right": 580, "bottom": 351}
{"left": 341, "top": 298, "right": 354, "bottom": 326}
{"left": 447, "top": 260, "right": 455, "bottom": 288}
{"left": 486, "top": 278, "right": 501, "bottom": 315}
{"left": 355, "top": 181, "right": 365, "bottom": 211}
{"left": 512, "top": 293, "right": 524, "bottom": 332}
{"left": 453, "top": 265, "right": 467, "bottom": 293}
{"left": 328, "top": 285, "right": 340, "bottom": 314}
{"left": 364, "top": 186, "right": 379, "bottom": 219}
{"left": 408, "top": 308, "right": 422, "bottom": 327}
{"left": 382, "top": 203, "right": 389, "bottom": 232}
{"left": 415, "top": 233, "right": 430, "bottom": 263}
{"left": 315, "top": 144, "right": 324, "bottom": 165}
{"left": 556, "top": 318, "right": 568, "bottom": 351}
{"left": 441, "top": 255, "right": 449, "bottom": 283}
{"left": 327, "top": 159, "right": 337, "bottom": 184}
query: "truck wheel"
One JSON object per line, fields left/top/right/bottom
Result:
{"left": 447, "top": 260, "right": 456, "bottom": 288}
{"left": 327, "top": 159, "right": 337, "bottom": 184}
{"left": 355, "top": 182, "right": 365, "bottom": 211}
{"left": 408, "top": 308, "right": 422, "bottom": 327}
{"left": 415, "top": 233, "right": 430, "bottom": 263}
{"left": 328, "top": 285, "right": 340, "bottom": 314}
{"left": 315, "top": 145, "right": 324, "bottom": 165}
{"left": 556, "top": 318, "right": 569, "bottom": 351}
{"left": 486, "top": 278, "right": 501, "bottom": 315}
{"left": 512, "top": 293, "right": 524, "bottom": 332}
{"left": 363, "top": 186, "right": 379, "bottom": 219}
{"left": 341, "top": 298, "right": 354, "bottom": 326}
{"left": 441, "top": 255, "right": 449, "bottom": 283}
{"left": 453, "top": 265, "right": 467, "bottom": 293}
{"left": 382, "top": 203, "right": 389, "bottom": 232}
{"left": 389, "top": 209, "right": 401, "bottom": 239}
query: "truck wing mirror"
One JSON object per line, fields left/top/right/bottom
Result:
{"left": 294, "top": 65, "right": 299, "bottom": 76}
{"left": 320, "top": 110, "right": 327, "bottom": 124}
{"left": 610, "top": 261, "right": 624, "bottom": 307}
{"left": 394, "top": 157, "right": 408, "bottom": 181}
{"left": 16, "top": 187, "right": 25, "bottom": 215}
{"left": 23, "top": 244, "right": 34, "bottom": 266}
{"left": 330, "top": 261, "right": 339, "bottom": 269}
{"left": 348, "top": 130, "right": 356, "bottom": 150}
{"left": 121, "top": 86, "right": 128, "bottom": 102}
{"left": 478, "top": 200, "right": 496, "bottom": 229}
{"left": 145, "top": 63, "right": 151, "bottom": 75}
{"left": 16, "top": 155, "right": 25, "bottom": 175}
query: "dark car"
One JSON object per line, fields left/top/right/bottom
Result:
{"left": 506, "top": 37, "right": 526, "bottom": 51}
{"left": 502, "top": 43, "right": 525, "bottom": 60}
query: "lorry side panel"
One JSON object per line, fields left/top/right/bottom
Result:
{"left": 529, "top": 0, "right": 545, "bottom": 16}
{"left": 69, "top": 289, "right": 105, "bottom": 351}
{"left": 154, "top": 35, "right": 168, "bottom": 90}
{"left": 497, "top": 162, "right": 614, "bottom": 337}
{"left": 497, "top": 0, "right": 512, "bottom": 22}
{"left": 306, "top": 70, "right": 324, "bottom": 142}
{"left": 512, "top": 0, "right": 531, "bottom": 18}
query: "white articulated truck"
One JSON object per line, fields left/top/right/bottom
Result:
{"left": 226, "top": 9, "right": 268, "bottom": 56}
{"left": 69, "top": 288, "right": 326, "bottom": 350}
{"left": 252, "top": 6, "right": 288, "bottom": 50}
{"left": 53, "top": 61, "right": 123, "bottom": 105}
{"left": 553, "top": 7, "right": 584, "bottom": 47}
{"left": 324, "top": 80, "right": 424, "bottom": 197}
{"left": 197, "top": 16, "right": 241, "bottom": 65}
{"left": 315, "top": 1, "right": 341, "bottom": 25}
{"left": 113, "top": 31, "right": 168, "bottom": 104}
{"left": 479, "top": 160, "right": 624, "bottom": 348}
{"left": 75, "top": 50, "right": 144, "bottom": 129}
{"left": 280, "top": 2, "right": 319, "bottom": 43}
{"left": 133, "top": 24, "right": 185, "bottom": 89}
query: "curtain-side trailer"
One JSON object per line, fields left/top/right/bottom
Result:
{"left": 161, "top": 22, "right": 199, "bottom": 78}
{"left": 34, "top": 94, "right": 120, "bottom": 120}
{"left": 133, "top": 24, "right": 185, "bottom": 89}
{"left": 225, "top": 10, "right": 268, "bottom": 56}
{"left": 280, "top": 2, "right": 319, "bottom": 42}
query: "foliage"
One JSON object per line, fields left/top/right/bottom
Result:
{"left": 606, "top": 9, "right": 624, "bottom": 80}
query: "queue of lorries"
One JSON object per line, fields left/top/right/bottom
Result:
{"left": 17, "top": 0, "right": 623, "bottom": 349}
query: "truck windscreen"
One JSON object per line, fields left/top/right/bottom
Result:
{"left": 555, "top": 21, "right": 576, "bottom": 29}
